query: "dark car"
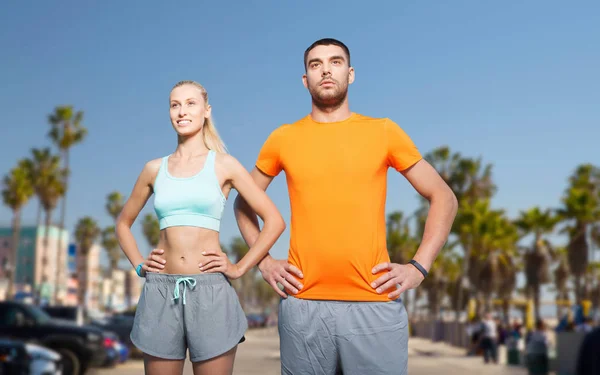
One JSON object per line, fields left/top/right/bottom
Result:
{"left": 0, "top": 338, "right": 30, "bottom": 374}
{"left": 0, "top": 301, "right": 107, "bottom": 375}
{"left": 42, "top": 306, "right": 86, "bottom": 326}
{"left": 0, "top": 338, "right": 63, "bottom": 375}
{"left": 89, "top": 314, "right": 140, "bottom": 357}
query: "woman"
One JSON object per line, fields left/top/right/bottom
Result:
{"left": 115, "top": 80, "right": 286, "bottom": 375}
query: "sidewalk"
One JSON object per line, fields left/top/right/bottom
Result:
{"left": 95, "top": 330, "right": 549, "bottom": 375}
{"left": 408, "top": 337, "right": 540, "bottom": 374}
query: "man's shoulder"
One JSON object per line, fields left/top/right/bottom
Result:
{"left": 352, "top": 113, "right": 390, "bottom": 124}
{"left": 352, "top": 114, "right": 406, "bottom": 134}
{"left": 266, "top": 115, "right": 311, "bottom": 138}
{"left": 354, "top": 112, "right": 391, "bottom": 122}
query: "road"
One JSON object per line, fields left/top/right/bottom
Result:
{"left": 92, "top": 327, "right": 532, "bottom": 374}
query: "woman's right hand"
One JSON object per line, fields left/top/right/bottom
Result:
{"left": 142, "top": 248, "right": 167, "bottom": 274}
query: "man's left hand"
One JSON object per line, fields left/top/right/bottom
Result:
{"left": 371, "top": 262, "right": 426, "bottom": 299}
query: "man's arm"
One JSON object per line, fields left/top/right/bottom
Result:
{"left": 372, "top": 159, "right": 457, "bottom": 299}
{"left": 233, "top": 167, "right": 304, "bottom": 298}
{"left": 401, "top": 159, "right": 458, "bottom": 271}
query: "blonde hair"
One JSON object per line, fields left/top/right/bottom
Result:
{"left": 172, "top": 80, "right": 227, "bottom": 153}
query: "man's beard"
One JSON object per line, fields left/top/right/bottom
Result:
{"left": 308, "top": 78, "right": 348, "bottom": 112}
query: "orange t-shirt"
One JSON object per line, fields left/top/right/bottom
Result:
{"left": 256, "top": 113, "right": 423, "bottom": 301}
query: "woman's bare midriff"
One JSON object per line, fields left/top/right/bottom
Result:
{"left": 155, "top": 226, "right": 223, "bottom": 275}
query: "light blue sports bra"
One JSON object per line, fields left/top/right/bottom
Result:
{"left": 153, "top": 150, "right": 226, "bottom": 231}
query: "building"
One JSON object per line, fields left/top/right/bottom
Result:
{"left": 64, "top": 242, "right": 102, "bottom": 309}
{"left": 125, "top": 268, "right": 143, "bottom": 308}
{"left": 99, "top": 268, "right": 142, "bottom": 312}
{"left": 0, "top": 225, "right": 69, "bottom": 301}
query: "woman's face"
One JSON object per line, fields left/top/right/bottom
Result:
{"left": 169, "top": 84, "right": 211, "bottom": 137}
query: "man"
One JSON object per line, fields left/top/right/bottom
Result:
{"left": 145, "top": 38, "right": 457, "bottom": 374}
{"left": 479, "top": 312, "right": 499, "bottom": 364}
{"left": 234, "top": 38, "right": 457, "bottom": 374}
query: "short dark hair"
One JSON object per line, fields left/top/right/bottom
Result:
{"left": 304, "top": 38, "right": 351, "bottom": 69}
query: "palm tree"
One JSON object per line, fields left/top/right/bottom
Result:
{"left": 423, "top": 147, "right": 497, "bottom": 320}
{"left": 101, "top": 226, "right": 122, "bottom": 311}
{"left": 387, "top": 211, "right": 416, "bottom": 265}
{"left": 74, "top": 217, "right": 100, "bottom": 306}
{"left": 105, "top": 192, "right": 125, "bottom": 221}
{"left": 104, "top": 191, "right": 126, "bottom": 307}
{"left": 557, "top": 164, "right": 600, "bottom": 303}
{"left": 553, "top": 247, "right": 570, "bottom": 317}
{"left": 26, "top": 148, "right": 66, "bottom": 297}
{"left": 424, "top": 147, "right": 496, "bottom": 206}
{"left": 1, "top": 160, "right": 34, "bottom": 299}
{"left": 515, "top": 207, "right": 560, "bottom": 319}
{"left": 141, "top": 214, "right": 160, "bottom": 248}
{"left": 421, "top": 249, "right": 461, "bottom": 319}
{"left": 497, "top": 256, "right": 519, "bottom": 321}
{"left": 455, "top": 199, "right": 517, "bottom": 314}
{"left": 48, "top": 106, "right": 87, "bottom": 304}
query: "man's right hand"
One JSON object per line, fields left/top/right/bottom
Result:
{"left": 259, "top": 256, "right": 304, "bottom": 298}
{"left": 142, "top": 248, "right": 166, "bottom": 274}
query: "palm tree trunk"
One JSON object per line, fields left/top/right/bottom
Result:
{"left": 78, "top": 251, "right": 88, "bottom": 306}
{"left": 485, "top": 294, "right": 493, "bottom": 314}
{"left": 555, "top": 296, "right": 562, "bottom": 319}
{"left": 53, "top": 149, "right": 69, "bottom": 305}
{"left": 533, "top": 285, "right": 541, "bottom": 320}
{"left": 556, "top": 290, "right": 567, "bottom": 318}
{"left": 456, "top": 242, "right": 472, "bottom": 321}
{"left": 429, "top": 289, "right": 440, "bottom": 320}
{"left": 39, "top": 210, "right": 52, "bottom": 304}
{"left": 585, "top": 271, "right": 593, "bottom": 301}
{"left": 414, "top": 287, "right": 421, "bottom": 317}
{"left": 7, "top": 209, "right": 22, "bottom": 300}
{"left": 110, "top": 267, "right": 116, "bottom": 312}
{"left": 502, "top": 298, "right": 510, "bottom": 322}
{"left": 574, "top": 276, "right": 582, "bottom": 304}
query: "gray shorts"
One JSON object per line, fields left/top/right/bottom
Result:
{"left": 130, "top": 272, "right": 247, "bottom": 362}
{"left": 279, "top": 296, "right": 409, "bottom": 375}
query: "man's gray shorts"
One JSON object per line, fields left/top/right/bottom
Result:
{"left": 279, "top": 296, "right": 409, "bottom": 375}
{"left": 130, "top": 272, "right": 247, "bottom": 362}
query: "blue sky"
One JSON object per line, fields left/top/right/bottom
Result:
{"left": 1, "top": 0, "right": 598, "bottom": 292}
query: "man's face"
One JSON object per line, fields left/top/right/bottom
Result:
{"left": 303, "top": 44, "right": 354, "bottom": 107}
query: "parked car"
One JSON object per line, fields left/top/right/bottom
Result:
{"left": 0, "top": 301, "right": 107, "bottom": 375}
{"left": 100, "top": 331, "right": 129, "bottom": 367}
{"left": 0, "top": 338, "right": 62, "bottom": 375}
{"left": 113, "top": 338, "right": 130, "bottom": 364}
{"left": 42, "top": 306, "right": 86, "bottom": 326}
{"left": 89, "top": 314, "right": 139, "bottom": 357}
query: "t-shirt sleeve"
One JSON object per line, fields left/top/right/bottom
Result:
{"left": 255, "top": 127, "right": 284, "bottom": 176}
{"left": 385, "top": 119, "right": 422, "bottom": 172}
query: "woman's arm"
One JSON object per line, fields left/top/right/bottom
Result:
{"left": 202, "top": 154, "right": 285, "bottom": 278}
{"left": 115, "top": 159, "right": 160, "bottom": 272}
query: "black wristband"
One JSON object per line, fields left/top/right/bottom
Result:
{"left": 409, "top": 259, "right": 428, "bottom": 278}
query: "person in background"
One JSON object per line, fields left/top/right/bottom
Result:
{"left": 525, "top": 319, "right": 550, "bottom": 375}
{"left": 479, "top": 312, "right": 499, "bottom": 364}
{"left": 576, "top": 326, "right": 600, "bottom": 375}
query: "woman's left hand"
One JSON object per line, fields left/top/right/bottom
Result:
{"left": 199, "top": 249, "right": 242, "bottom": 279}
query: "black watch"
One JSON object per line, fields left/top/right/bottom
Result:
{"left": 409, "top": 259, "right": 428, "bottom": 278}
